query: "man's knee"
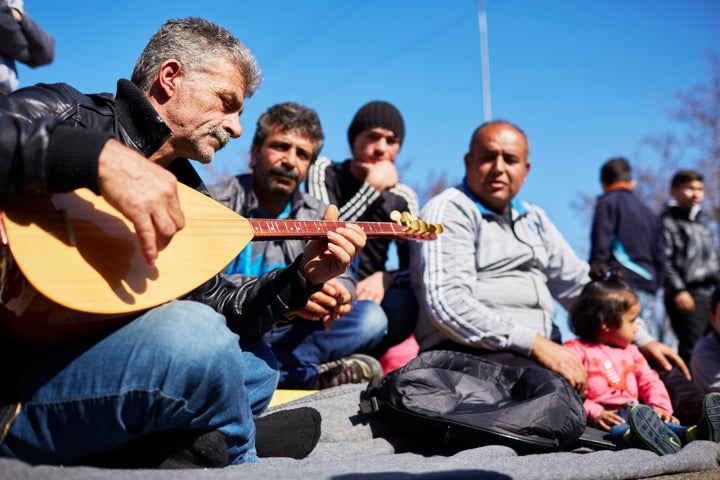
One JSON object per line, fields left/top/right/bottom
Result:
{"left": 129, "top": 301, "right": 243, "bottom": 386}
{"left": 353, "top": 300, "right": 388, "bottom": 338}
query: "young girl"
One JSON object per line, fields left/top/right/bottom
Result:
{"left": 564, "top": 268, "right": 719, "bottom": 455}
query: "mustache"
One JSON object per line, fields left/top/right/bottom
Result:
{"left": 210, "top": 127, "right": 231, "bottom": 149}
{"left": 269, "top": 165, "right": 300, "bottom": 181}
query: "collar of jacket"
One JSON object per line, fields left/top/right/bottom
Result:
{"left": 114, "top": 79, "right": 172, "bottom": 158}
{"left": 604, "top": 181, "right": 634, "bottom": 193}
{"left": 664, "top": 203, "right": 703, "bottom": 222}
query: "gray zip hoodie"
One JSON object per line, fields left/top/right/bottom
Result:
{"left": 412, "top": 183, "right": 654, "bottom": 355}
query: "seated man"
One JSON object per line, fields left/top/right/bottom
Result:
{"left": 209, "top": 101, "right": 386, "bottom": 390}
{"left": 413, "top": 120, "right": 685, "bottom": 405}
{"left": 0, "top": 17, "right": 365, "bottom": 466}
{"left": 307, "top": 101, "right": 420, "bottom": 361}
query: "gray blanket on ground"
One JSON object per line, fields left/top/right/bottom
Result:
{"left": 1, "top": 384, "right": 719, "bottom": 480}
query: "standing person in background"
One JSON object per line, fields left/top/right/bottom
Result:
{"left": 0, "top": 0, "right": 54, "bottom": 95}
{"left": 662, "top": 170, "right": 720, "bottom": 365}
{"left": 589, "top": 157, "right": 667, "bottom": 347}
{"left": 209, "top": 101, "right": 386, "bottom": 391}
{"left": 307, "top": 100, "right": 420, "bottom": 365}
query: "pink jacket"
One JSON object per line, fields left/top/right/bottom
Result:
{"left": 564, "top": 338, "right": 673, "bottom": 421}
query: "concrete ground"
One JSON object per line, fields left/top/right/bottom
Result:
{"left": 641, "top": 468, "right": 720, "bottom": 480}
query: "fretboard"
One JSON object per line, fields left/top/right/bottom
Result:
{"left": 249, "top": 219, "right": 437, "bottom": 241}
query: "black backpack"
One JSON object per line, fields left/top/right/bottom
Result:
{"left": 360, "top": 350, "right": 590, "bottom": 453}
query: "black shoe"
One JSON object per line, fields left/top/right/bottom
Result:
{"left": 316, "top": 354, "right": 383, "bottom": 389}
{"left": 255, "top": 407, "right": 322, "bottom": 459}
{"left": 697, "top": 392, "right": 720, "bottom": 443}
{"left": 627, "top": 404, "right": 682, "bottom": 456}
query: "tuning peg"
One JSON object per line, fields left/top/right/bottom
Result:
{"left": 390, "top": 210, "right": 402, "bottom": 224}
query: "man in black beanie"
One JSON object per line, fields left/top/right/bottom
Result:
{"left": 308, "top": 100, "right": 420, "bottom": 366}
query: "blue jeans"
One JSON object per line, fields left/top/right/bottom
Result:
{"left": 0, "top": 300, "right": 278, "bottom": 465}
{"left": 265, "top": 300, "right": 387, "bottom": 389}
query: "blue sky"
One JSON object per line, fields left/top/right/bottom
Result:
{"left": 16, "top": 0, "right": 719, "bottom": 260}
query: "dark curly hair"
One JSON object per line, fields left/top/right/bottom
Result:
{"left": 569, "top": 266, "right": 639, "bottom": 341}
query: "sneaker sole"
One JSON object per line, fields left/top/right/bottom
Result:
{"left": 347, "top": 354, "right": 383, "bottom": 380}
{"left": 702, "top": 392, "right": 720, "bottom": 443}
{"left": 628, "top": 404, "right": 682, "bottom": 456}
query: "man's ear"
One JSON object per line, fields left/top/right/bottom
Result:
{"left": 249, "top": 145, "right": 260, "bottom": 168}
{"left": 154, "top": 59, "right": 183, "bottom": 100}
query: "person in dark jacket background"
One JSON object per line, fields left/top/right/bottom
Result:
{"left": 662, "top": 169, "right": 720, "bottom": 364}
{"left": 0, "top": 0, "right": 54, "bottom": 95}
{"left": 589, "top": 157, "right": 667, "bottom": 345}
{"left": 0, "top": 17, "right": 365, "bottom": 467}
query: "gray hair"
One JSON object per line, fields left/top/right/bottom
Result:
{"left": 131, "top": 17, "right": 262, "bottom": 96}
{"left": 252, "top": 102, "right": 324, "bottom": 160}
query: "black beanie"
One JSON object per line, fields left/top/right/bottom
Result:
{"left": 347, "top": 101, "right": 405, "bottom": 148}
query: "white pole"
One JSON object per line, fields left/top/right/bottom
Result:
{"left": 477, "top": 0, "right": 492, "bottom": 121}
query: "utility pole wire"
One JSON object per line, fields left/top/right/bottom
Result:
{"left": 309, "top": 9, "right": 475, "bottom": 99}
{"left": 261, "top": 1, "right": 367, "bottom": 68}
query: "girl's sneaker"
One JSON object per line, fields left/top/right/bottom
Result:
{"left": 627, "top": 404, "right": 682, "bottom": 455}
{"left": 697, "top": 392, "right": 720, "bottom": 443}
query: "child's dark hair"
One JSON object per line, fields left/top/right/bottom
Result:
{"left": 569, "top": 266, "right": 639, "bottom": 341}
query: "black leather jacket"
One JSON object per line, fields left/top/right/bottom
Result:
{"left": 662, "top": 205, "right": 720, "bottom": 295}
{"left": 0, "top": 79, "right": 319, "bottom": 343}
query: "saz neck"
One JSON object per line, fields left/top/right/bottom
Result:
{"left": 249, "top": 218, "right": 435, "bottom": 241}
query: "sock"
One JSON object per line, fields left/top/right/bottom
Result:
{"left": 84, "top": 430, "right": 228, "bottom": 469}
{"left": 157, "top": 430, "right": 229, "bottom": 469}
{"left": 254, "top": 407, "right": 322, "bottom": 459}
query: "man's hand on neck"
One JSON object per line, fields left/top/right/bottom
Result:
{"left": 350, "top": 159, "right": 398, "bottom": 192}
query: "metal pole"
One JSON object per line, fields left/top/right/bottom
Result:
{"left": 477, "top": 0, "right": 492, "bottom": 121}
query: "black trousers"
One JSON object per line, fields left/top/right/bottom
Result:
{"left": 665, "top": 287, "right": 713, "bottom": 365}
